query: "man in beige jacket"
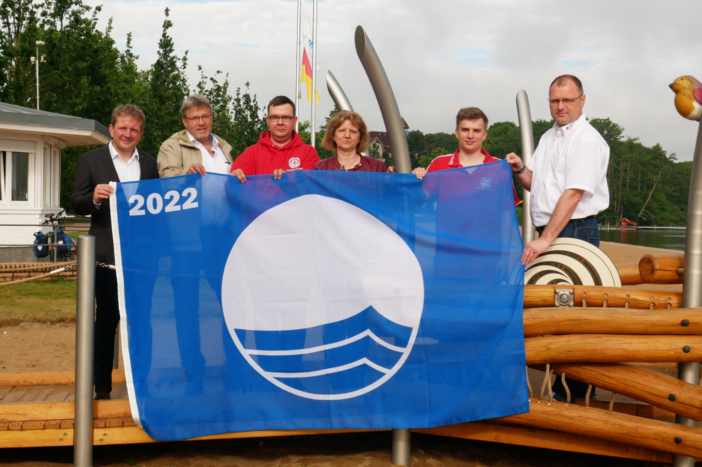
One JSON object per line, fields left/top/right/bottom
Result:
{"left": 158, "top": 94, "right": 234, "bottom": 177}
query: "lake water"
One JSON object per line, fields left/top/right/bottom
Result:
{"left": 599, "top": 229, "right": 686, "bottom": 251}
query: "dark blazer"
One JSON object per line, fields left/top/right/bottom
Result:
{"left": 71, "top": 145, "right": 159, "bottom": 264}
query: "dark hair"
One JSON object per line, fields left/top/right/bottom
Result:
{"left": 550, "top": 74, "right": 584, "bottom": 94}
{"left": 268, "top": 96, "right": 296, "bottom": 115}
{"left": 455, "top": 107, "right": 488, "bottom": 129}
{"left": 322, "top": 111, "right": 370, "bottom": 153}
{"left": 111, "top": 104, "right": 145, "bottom": 130}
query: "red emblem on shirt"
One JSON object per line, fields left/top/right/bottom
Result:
{"left": 289, "top": 157, "right": 301, "bottom": 169}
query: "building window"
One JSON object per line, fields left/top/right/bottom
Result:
{"left": 12, "top": 152, "right": 29, "bottom": 201}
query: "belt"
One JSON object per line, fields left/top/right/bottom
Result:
{"left": 536, "top": 215, "right": 596, "bottom": 234}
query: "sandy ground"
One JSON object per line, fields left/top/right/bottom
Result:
{"left": 0, "top": 241, "right": 681, "bottom": 466}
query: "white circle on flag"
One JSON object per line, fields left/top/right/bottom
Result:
{"left": 221, "top": 194, "right": 424, "bottom": 400}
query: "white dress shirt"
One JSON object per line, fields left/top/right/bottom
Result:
{"left": 527, "top": 114, "right": 610, "bottom": 227}
{"left": 108, "top": 141, "right": 141, "bottom": 182}
{"left": 95, "top": 142, "right": 141, "bottom": 208}
{"left": 187, "top": 132, "right": 231, "bottom": 175}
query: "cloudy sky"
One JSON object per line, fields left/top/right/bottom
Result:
{"left": 86, "top": 0, "right": 702, "bottom": 160}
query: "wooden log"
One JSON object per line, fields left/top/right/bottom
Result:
{"left": 523, "top": 308, "right": 702, "bottom": 336}
{"left": 491, "top": 399, "right": 702, "bottom": 458}
{"left": 547, "top": 363, "right": 702, "bottom": 422}
{"left": 0, "top": 370, "right": 126, "bottom": 387}
{"left": 640, "top": 254, "right": 685, "bottom": 284}
{"left": 0, "top": 399, "right": 131, "bottom": 422}
{"left": 525, "top": 335, "right": 702, "bottom": 364}
{"left": 415, "top": 422, "right": 672, "bottom": 463}
{"left": 617, "top": 264, "right": 643, "bottom": 285}
{"left": 524, "top": 285, "right": 682, "bottom": 309}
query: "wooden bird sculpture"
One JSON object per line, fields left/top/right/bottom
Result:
{"left": 670, "top": 75, "right": 702, "bottom": 121}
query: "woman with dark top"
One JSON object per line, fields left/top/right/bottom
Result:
{"left": 313, "top": 111, "right": 387, "bottom": 172}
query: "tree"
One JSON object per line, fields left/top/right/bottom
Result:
{"left": 141, "top": 7, "right": 189, "bottom": 156}
{"left": 0, "top": 0, "right": 40, "bottom": 105}
{"left": 229, "top": 82, "right": 265, "bottom": 157}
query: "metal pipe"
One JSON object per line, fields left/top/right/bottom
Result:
{"left": 294, "top": 0, "right": 301, "bottom": 132}
{"left": 326, "top": 71, "right": 370, "bottom": 158}
{"left": 74, "top": 235, "right": 95, "bottom": 467}
{"left": 391, "top": 427, "right": 411, "bottom": 466}
{"left": 516, "top": 90, "right": 536, "bottom": 243}
{"left": 310, "top": 0, "right": 318, "bottom": 148}
{"left": 326, "top": 71, "right": 353, "bottom": 112}
{"left": 354, "top": 26, "right": 411, "bottom": 174}
{"left": 673, "top": 118, "right": 702, "bottom": 467}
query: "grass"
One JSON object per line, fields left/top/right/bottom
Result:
{"left": 0, "top": 279, "right": 76, "bottom": 326}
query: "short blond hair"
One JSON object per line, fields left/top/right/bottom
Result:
{"left": 322, "top": 111, "right": 370, "bottom": 153}
{"left": 111, "top": 104, "right": 145, "bottom": 130}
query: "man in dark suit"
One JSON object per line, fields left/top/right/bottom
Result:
{"left": 72, "top": 104, "right": 159, "bottom": 400}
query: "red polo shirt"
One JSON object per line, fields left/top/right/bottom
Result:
{"left": 313, "top": 155, "right": 388, "bottom": 172}
{"left": 232, "top": 131, "right": 319, "bottom": 175}
{"left": 426, "top": 149, "right": 521, "bottom": 206}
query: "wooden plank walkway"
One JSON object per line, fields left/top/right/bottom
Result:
{"left": 0, "top": 370, "right": 683, "bottom": 462}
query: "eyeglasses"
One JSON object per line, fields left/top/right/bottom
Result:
{"left": 267, "top": 116, "right": 295, "bottom": 122}
{"left": 548, "top": 95, "right": 583, "bottom": 106}
{"left": 184, "top": 114, "right": 213, "bottom": 122}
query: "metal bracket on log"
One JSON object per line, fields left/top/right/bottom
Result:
{"left": 555, "top": 289, "right": 574, "bottom": 307}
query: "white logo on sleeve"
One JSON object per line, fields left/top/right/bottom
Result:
{"left": 221, "top": 195, "right": 424, "bottom": 401}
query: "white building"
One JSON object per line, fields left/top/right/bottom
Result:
{"left": 0, "top": 102, "right": 110, "bottom": 261}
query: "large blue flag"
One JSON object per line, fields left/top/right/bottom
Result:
{"left": 111, "top": 160, "right": 527, "bottom": 441}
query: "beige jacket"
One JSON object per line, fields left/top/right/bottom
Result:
{"left": 157, "top": 130, "right": 234, "bottom": 178}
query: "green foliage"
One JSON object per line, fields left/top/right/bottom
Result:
{"left": 140, "top": 7, "right": 189, "bottom": 156}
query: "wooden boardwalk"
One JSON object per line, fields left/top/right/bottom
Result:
{"left": 0, "top": 369, "right": 681, "bottom": 462}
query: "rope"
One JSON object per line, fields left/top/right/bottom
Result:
{"left": 0, "top": 262, "right": 74, "bottom": 273}
{"left": 561, "top": 372, "right": 571, "bottom": 404}
{"left": 539, "top": 363, "right": 550, "bottom": 400}
{"left": 609, "top": 392, "right": 616, "bottom": 412}
{"left": 585, "top": 384, "right": 592, "bottom": 407}
{"left": 526, "top": 367, "right": 533, "bottom": 400}
{"left": 547, "top": 369, "right": 554, "bottom": 403}
{"left": 0, "top": 262, "right": 76, "bottom": 286}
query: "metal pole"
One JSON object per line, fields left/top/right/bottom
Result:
{"left": 310, "top": 0, "right": 318, "bottom": 148}
{"left": 354, "top": 26, "right": 411, "bottom": 174}
{"left": 673, "top": 118, "right": 702, "bottom": 467}
{"left": 326, "top": 71, "right": 370, "bottom": 157}
{"left": 326, "top": 71, "right": 353, "bottom": 111}
{"left": 74, "top": 235, "right": 95, "bottom": 467}
{"left": 391, "top": 427, "right": 411, "bottom": 466}
{"left": 294, "top": 0, "right": 301, "bottom": 133}
{"left": 516, "top": 90, "right": 536, "bottom": 243}
{"left": 354, "top": 25, "right": 412, "bottom": 465}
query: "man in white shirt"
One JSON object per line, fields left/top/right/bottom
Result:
{"left": 157, "top": 94, "right": 233, "bottom": 177}
{"left": 507, "top": 75, "right": 609, "bottom": 266}
{"left": 507, "top": 75, "right": 610, "bottom": 404}
{"left": 156, "top": 95, "right": 235, "bottom": 393}
{"left": 71, "top": 104, "right": 159, "bottom": 400}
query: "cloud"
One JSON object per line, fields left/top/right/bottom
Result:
{"left": 86, "top": 0, "right": 702, "bottom": 160}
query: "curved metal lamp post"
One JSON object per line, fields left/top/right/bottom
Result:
{"left": 326, "top": 71, "right": 371, "bottom": 158}
{"left": 354, "top": 25, "right": 412, "bottom": 466}
{"left": 516, "top": 90, "right": 536, "bottom": 243}
{"left": 674, "top": 118, "right": 702, "bottom": 467}
{"left": 354, "top": 26, "right": 411, "bottom": 174}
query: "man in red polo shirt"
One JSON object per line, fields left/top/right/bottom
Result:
{"left": 414, "top": 107, "right": 520, "bottom": 206}
{"left": 231, "top": 96, "right": 319, "bottom": 182}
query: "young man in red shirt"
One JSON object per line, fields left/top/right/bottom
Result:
{"left": 231, "top": 96, "right": 319, "bottom": 182}
{"left": 413, "top": 107, "right": 520, "bottom": 206}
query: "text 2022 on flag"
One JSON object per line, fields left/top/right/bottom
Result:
{"left": 110, "top": 161, "right": 528, "bottom": 441}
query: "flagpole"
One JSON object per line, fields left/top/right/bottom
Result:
{"left": 310, "top": 0, "right": 318, "bottom": 148}
{"left": 295, "top": 0, "right": 301, "bottom": 132}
